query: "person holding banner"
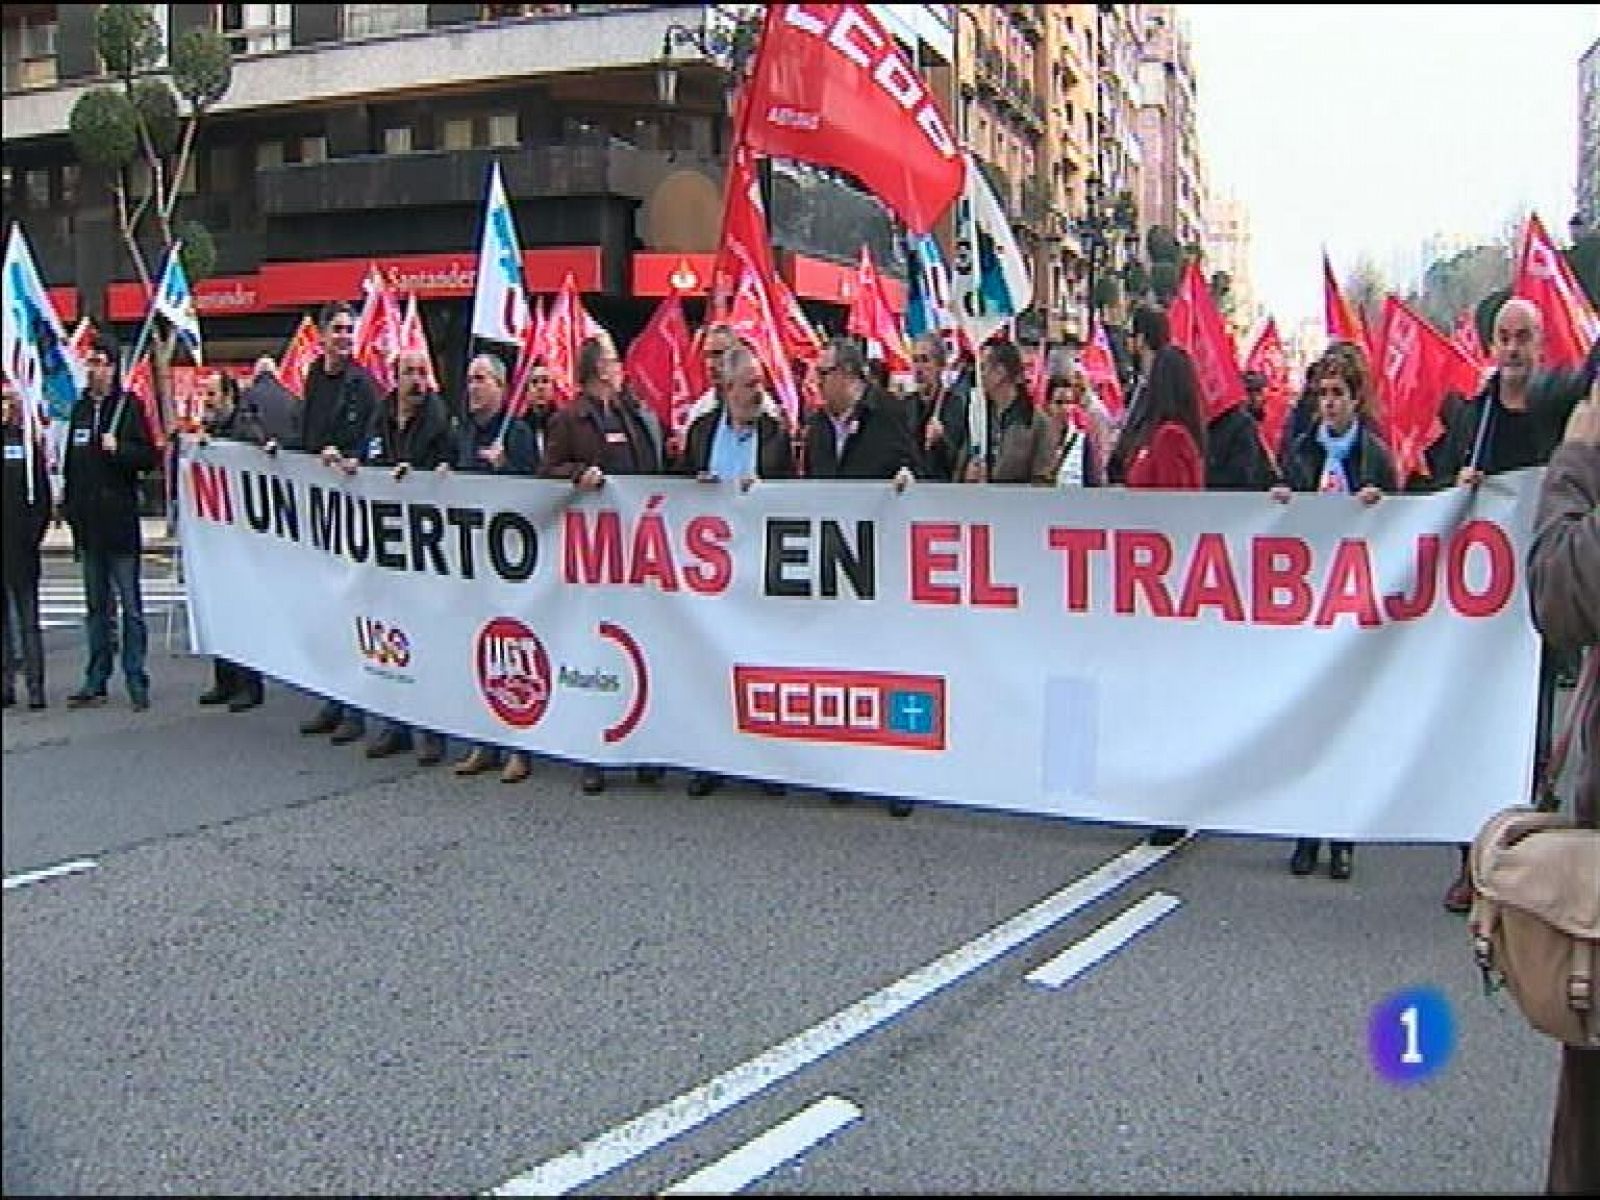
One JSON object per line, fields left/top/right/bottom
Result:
{"left": 2, "top": 375, "right": 50, "bottom": 710}
{"left": 1526, "top": 362, "right": 1599, "bottom": 1197}
{"left": 1434, "top": 297, "right": 1587, "bottom": 912}
{"left": 1271, "top": 344, "right": 1396, "bottom": 880}
{"left": 906, "top": 333, "right": 970, "bottom": 482}
{"left": 286, "top": 301, "right": 383, "bottom": 745}
{"left": 542, "top": 331, "right": 667, "bottom": 796}
{"left": 193, "top": 372, "right": 267, "bottom": 713}
{"left": 451, "top": 352, "right": 538, "bottom": 785}
{"left": 60, "top": 333, "right": 159, "bottom": 711}
{"left": 961, "top": 340, "right": 1060, "bottom": 486}
{"left": 241, "top": 355, "right": 297, "bottom": 448}
{"left": 361, "top": 348, "right": 456, "bottom": 766}
{"left": 805, "top": 337, "right": 918, "bottom": 819}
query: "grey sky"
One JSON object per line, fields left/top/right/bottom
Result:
{"left": 1185, "top": 4, "right": 1599, "bottom": 332}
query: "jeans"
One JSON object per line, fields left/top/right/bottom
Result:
{"left": 81, "top": 549, "right": 147, "bottom": 698}
{"left": 2, "top": 575, "right": 45, "bottom": 701}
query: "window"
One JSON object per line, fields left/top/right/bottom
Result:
{"left": 343, "top": 4, "right": 427, "bottom": 39}
{"left": 221, "top": 3, "right": 292, "bottom": 54}
{"left": 25, "top": 169, "right": 49, "bottom": 209}
{"left": 61, "top": 164, "right": 79, "bottom": 207}
{"left": 301, "top": 135, "right": 328, "bottom": 164}
{"left": 488, "top": 112, "right": 518, "bottom": 148}
{"left": 3, "top": 13, "right": 58, "bottom": 91}
{"left": 383, "top": 126, "right": 413, "bottom": 155}
{"left": 443, "top": 118, "right": 473, "bottom": 151}
{"left": 211, "top": 145, "right": 238, "bottom": 191}
{"left": 256, "top": 140, "right": 284, "bottom": 170}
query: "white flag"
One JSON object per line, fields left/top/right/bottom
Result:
{"left": 3, "top": 221, "right": 84, "bottom": 423}
{"left": 472, "top": 162, "right": 531, "bottom": 347}
{"left": 153, "top": 241, "right": 203, "bottom": 364}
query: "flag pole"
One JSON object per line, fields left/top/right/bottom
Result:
{"left": 111, "top": 240, "right": 181, "bottom": 437}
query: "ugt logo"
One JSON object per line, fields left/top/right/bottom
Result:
{"left": 356, "top": 616, "right": 411, "bottom": 668}
{"left": 476, "top": 616, "right": 551, "bottom": 729}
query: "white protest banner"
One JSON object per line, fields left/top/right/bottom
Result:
{"left": 180, "top": 440, "right": 1542, "bottom": 843}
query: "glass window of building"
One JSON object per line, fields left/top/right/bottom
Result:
{"left": 301, "top": 136, "right": 328, "bottom": 164}
{"left": 344, "top": 4, "right": 427, "bottom": 39}
{"left": 211, "top": 145, "right": 238, "bottom": 191}
{"left": 221, "top": 3, "right": 292, "bottom": 54}
{"left": 443, "top": 118, "right": 474, "bottom": 151}
{"left": 488, "top": 113, "right": 519, "bottom": 148}
{"left": 383, "top": 126, "right": 413, "bottom": 156}
{"left": 25, "top": 169, "right": 50, "bottom": 209}
{"left": 256, "top": 140, "right": 284, "bottom": 170}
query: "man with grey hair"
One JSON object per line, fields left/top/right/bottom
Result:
{"left": 907, "top": 332, "right": 970, "bottom": 481}
{"left": 678, "top": 342, "right": 793, "bottom": 484}
{"left": 1435, "top": 295, "right": 1589, "bottom": 911}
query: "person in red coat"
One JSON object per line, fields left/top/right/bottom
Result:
{"left": 1120, "top": 344, "right": 1207, "bottom": 491}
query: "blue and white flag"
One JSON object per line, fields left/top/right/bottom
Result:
{"left": 904, "top": 233, "right": 956, "bottom": 342}
{"left": 950, "top": 152, "right": 1032, "bottom": 349}
{"left": 472, "top": 161, "right": 531, "bottom": 347}
{"left": 2, "top": 221, "right": 84, "bottom": 424}
{"left": 153, "top": 241, "right": 203, "bottom": 364}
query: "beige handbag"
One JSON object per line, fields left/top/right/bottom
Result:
{"left": 1469, "top": 807, "right": 1600, "bottom": 1047}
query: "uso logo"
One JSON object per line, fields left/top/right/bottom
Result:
{"left": 475, "top": 617, "right": 551, "bottom": 728}
{"left": 733, "top": 666, "right": 945, "bottom": 750}
{"left": 356, "top": 616, "right": 412, "bottom": 669}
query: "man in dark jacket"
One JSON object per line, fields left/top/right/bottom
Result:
{"left": 1435, "top": 297, "right": 1587, "bottom": 911}
{"left": 281, "top": 301, "right": 383, "bottom": 745}
{"left": 240, "top": 355, "right": 298, "bottom": 448}
{"left": 1525, "top": 363, "right": 1598, "bottom": 1197}
{"left": 1205, "top": 398, "right": 1276, "bottom": 492}
{"left": 451, "top": 352, "right": 538, "bottom": 785}
{"left": 541, "top": 330, "right": 666, "bottom": 796}
{"left": 361, "top": 348, "right": 456, "bottom": 765}
{"left": 805, "top": 336, "right": 917, "bottom": 818}
{"left": 2, "top": 376, "right": 51, "bottom": 709}
{"left": 62, "top": 333, "right": 158, "bottom": 711}
{"left": 905, "top": 332, "right": 970, "bottom": 481}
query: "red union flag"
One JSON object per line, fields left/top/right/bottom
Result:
{"left": 624, "top": 294, "right": 698, "bottom": 441}
{"left": 728, "top": 252, "right": 802, "bottom": 424}
{"left": 278, "top": 315, "right": 322, "bottom": 398}
{"left": 846, "top": 245, "right": 911, "bottom": 374}
{"left": 398, "top": 293, "right": 439, "bottom": 392}
{"left": 1323, "top": 251, "right": 1372, "bottom": 358}
{"left": 710, "top": 142, "right": 777, "bottom": 318}
{"left": 1513, "top": 212, "right": 1599, "bottom": 369}
{"left": 739, "top": 4, "right": 963, "bottom": 234}
{"left": 1083, "top": 319, "right": 1125, "bottom": 421}
{"left": 1168, "top": 261, "right": 1244, "bottom": 420}
{"left": 1244, "top": 317, "right": 1291, "bottom": 459}
{"left": 1374, "top": 295, "right": 1480, "bottom": 486}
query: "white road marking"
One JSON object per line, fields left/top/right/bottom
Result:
{"left": 659, "top": 1094, "right": 861, "bottom": 1196}
{"left": 488, "top": 840, "right": 1179, "bottom": 1196}
{"left": 1026, "top": 891, "right": 1182, "bottom": 990}
{"left": 3, "top": 858, "right": 99, "bottom": 891}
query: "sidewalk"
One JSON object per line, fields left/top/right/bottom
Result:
{"left": 42, "top": 517, "right": 176, "bottom": 557}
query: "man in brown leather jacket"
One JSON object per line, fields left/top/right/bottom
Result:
{"left": 1526, "top": 352, "right": 1598, "bottom": 1196}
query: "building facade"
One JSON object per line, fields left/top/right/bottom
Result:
{"left": 1, "top": 3, "right": 952, "bottom": 382}
{"left": 1579, "top": 36, "right": 1598, "bottom": 236}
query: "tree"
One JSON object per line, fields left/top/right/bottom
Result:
{"left": 68, "top": 5, "right": 232, "bottom": 319}
{"left": 1409, "top": 243, "right": 1512, "bottom": 332}
{"left": 1121, "top": 258, "right": 1149, "bottom": 304}
{"left": 1346, "top": 256, "right": 1387, "bottom": 335}
{"left": 1149, "top": 260, "right": 1180, "bottom": 305}
{"left": 1475, "top": 286, "right": 1512, "bottom": 352}
{"left": 1146, "top": 224, "right": 1179, "bottom": 265}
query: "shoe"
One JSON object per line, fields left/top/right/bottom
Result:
{"left": 887, "top": 798, "right": 914, "bottom": 818}
{"left": 1329, "top": 843, "right": 1353, "bottom": 881}
{"left": 454, "top": 748, "right": 495, "bottom": 776}
{"left": 329, "top": 719, "right": 365, "bottom": 745}
{"left": 228, "top": 693, "right": 261, "bottom": 713}
{"left": 198, "top": 686, "right": 231, "bottom": 706}
{"left": 500, "top": 753, "right": 531, "bottom": 784}
{"left": 66, "top": 690, "right": 107, "bottom": 710}
{"left": 687, "top": 773, "right": 721, "bottom": 798}
{"left": 1443, "top": 869, "right": 1473, "bottom": 914}
{"left": 1147, "top": 827, "right": 1185, "bottom": 847}
{"left": 300, "top": 709, "right": 340, "bottom": 736}
{"left": 581, "top": 767, "right": 606, "bottom": 794}
{"left": 636, "top": 766, "right": 664, "bottom": 786}
{"left": 130, "top": 692, "right": 150, "bottom": 712}
{"left": 416, "top": 735, "right": 444, "bottom": 767}
{"left": 366, "top": 730, "right": 409, "bottom": 759}
{"left": 1289, "top": 839, "right": 1319, "bottom": 876}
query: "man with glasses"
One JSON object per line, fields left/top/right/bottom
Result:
{"left": 62, "top": 332, "right": 158, "bottom": 711}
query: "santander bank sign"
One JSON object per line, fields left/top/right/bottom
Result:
{"left": 742, "top": 4, "right": 964, "bottom": 234}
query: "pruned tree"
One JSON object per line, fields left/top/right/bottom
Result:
{"left": 67, "top": 4, "right": 232, "bottom": 335}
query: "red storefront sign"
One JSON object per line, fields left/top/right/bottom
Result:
{"left": 47, "top": 288, "right": 79, "bottom": 323}
{"left": 106, "top": 275, "right": 266, "bottom": 320}
{"left": 790, "top": 254, "right": 906, "bottom": 312}
{"left": 258, "top": 249, "right": 602, "bottom": 308}
{"left": 632, "top": 253, "right": 714, "bottom": 297}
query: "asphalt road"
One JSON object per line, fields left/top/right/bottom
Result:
{"left": 2, "top": 593, "right": 1568, "bottom": 1195}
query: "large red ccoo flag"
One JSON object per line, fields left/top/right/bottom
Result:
{"left": 1243, "top": 318, "right": 1291, "bottom": 461}
{"left": 624, "top": 294, "right": 699, "bottom": 445}
{"left": 1513, "top": 212, "right": 1599, "bottom": 370}
{"left": 738, "top": 4, "right": 963, "bottom": 234}
{"left": 1168, "top": 261, "right": 1244, "bottom": 421}
{"left": 1374, "top": 295, "right": 1482, "bottom": 486}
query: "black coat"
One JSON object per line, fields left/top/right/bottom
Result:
{"left": 803, "top": 385, "right": 918, "bottom": 480}
{"left": 457, "top": 408, "right": 539, "bottom": 476}
{"left": 241, "top": 373, "right": 298, "bottom": 447}
{"left": 1432, "top": 369, "right": 1584, "bottom": 483}
{"left": 1281, "top": 422, "right": 1397, "bottom": 494}
{"left": 297, "top": 357, "right": 380, "bottom": 459}
{"left": 679, "top": 407, "right": 793, "bottom": 480}
{"left": 2, "top": 425, "right": 50, "bottom": 586}
{"left": 62, "top": 387, "right": 158, "bottom": 556}
{"left": 1206, "top": 405, "right": 1276, "bottom": 491}
{"left": 363, "top": 391, "right": 456, "bottom": 471}
{"left": 906, "top": 376, "right": 971, "bottom": 482}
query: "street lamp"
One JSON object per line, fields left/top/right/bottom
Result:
{"left": 657, "top": 12, "right": 763, "bottom": 112}
{"left": 1075, "top": 173, "right": 1138, "bottom": 332}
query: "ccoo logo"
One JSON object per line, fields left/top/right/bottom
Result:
{"left": 356, "top": 616, "right": 411, "bottom": 668}
{"left": 475, "top": 616, "right": 551, "bottom": 729}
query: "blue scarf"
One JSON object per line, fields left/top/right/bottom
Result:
{"left": 1316, "top": 421, "right": 1359, "bottom": 493}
